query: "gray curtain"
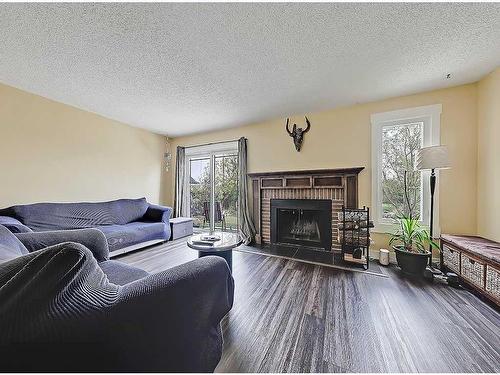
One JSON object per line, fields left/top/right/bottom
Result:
{"left": 174, "top": 146, "right": 186, "bottom": 217}
{"left": 238, "top": 137, "right": 256, "bottom": 244}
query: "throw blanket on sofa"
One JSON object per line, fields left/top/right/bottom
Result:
{"left": 0, "top": 241, "right": 234, "bottom": 371}
{"left": 0, "top": 198, "right": 149, "bottom": 231}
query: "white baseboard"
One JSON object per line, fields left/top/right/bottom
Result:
{"left": 370, "top": 248, "right": 439, "bottom": 265}
{"left": 109, "top": 239, "right": 166, "bottom": 257}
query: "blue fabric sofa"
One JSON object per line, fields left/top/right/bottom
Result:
{"left": 0, "top": 198, "right": 172, "bottom": 256}
{"left": 0, "top": 224, "right": 234, "bottom": 372}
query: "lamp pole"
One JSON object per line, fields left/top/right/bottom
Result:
{"left": 429, "top": 168, "right": 436, "bottom": 267}
{"left": 417, "top": 145, "right": 450, "bottom": 268}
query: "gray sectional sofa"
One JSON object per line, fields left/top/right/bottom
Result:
{"left": 0, "top": 224, "right": 234, "bottom": 371}
{"left": 0, "top": 197, "right": 171, "bottom": 256}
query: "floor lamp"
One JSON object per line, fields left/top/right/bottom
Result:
{"left": 416, "top": 145, "right": 451, "bottom": 267}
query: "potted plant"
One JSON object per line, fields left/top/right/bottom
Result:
{"left": 389, "top": 216, "right": 439, "bottom": 275}
{"left": 389, "top": 171, "right": 439, "bottom": 276}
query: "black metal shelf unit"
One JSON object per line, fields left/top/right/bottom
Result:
{"left": 340, "top": 206, "right": 370, "bottom": 270}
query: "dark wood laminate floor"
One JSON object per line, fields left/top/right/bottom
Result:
{"left": 118, "top": 240, "right": 500, "bottom": 373}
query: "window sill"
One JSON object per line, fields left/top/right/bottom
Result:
{"left": 372, "top": 224, "right": 397, "bottom": 234}
{"left": 372, "top": 221, "right": 430, "bottom": 235}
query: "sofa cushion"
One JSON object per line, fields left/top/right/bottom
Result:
{"left": 99, "top": 260, "right": 149, "bottom": 285}
{"left": 0, "top": 225, "right": 29, "bottom": 264}
{"left": 0, "top": 216, "right": 33, "bottom": 234}
{"left": 3, "top": 198, "right": 149, "bottom": 231}
{"left": 15, "top": 229, "right": 110, "bottom": 262}
{"left": 97, "top": 222, "right": 168, "bottom": 253}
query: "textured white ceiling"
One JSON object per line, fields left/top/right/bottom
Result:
{"left": 1, "top": 3, "right": 499, "bottom": 137}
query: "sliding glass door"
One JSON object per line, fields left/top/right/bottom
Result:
{"left": 186, "top": 142, "right": 239, "bottom": 233}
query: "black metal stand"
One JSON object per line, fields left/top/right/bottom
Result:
{"left": 340, "top": 206, "right": 370, "bottom": 270}
{"left": 429, "top": 168, "right": 436, "bottom": 267}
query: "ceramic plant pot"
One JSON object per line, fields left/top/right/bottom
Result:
{"left": 394, "top": 245, "right": 430, "bottom": 276}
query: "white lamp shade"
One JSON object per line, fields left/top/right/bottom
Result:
{"left": 416, "top": 145, "right": 450, "bottom": 170}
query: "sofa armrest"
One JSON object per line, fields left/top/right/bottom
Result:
{"left": 0, "top": 242, "right": 120, "bottom": 372}
{"left": 15, "top": 228, "right": 109, "bottom": 261}
{"left": 143, "top": 204, "right": 172, "bottom": 224}
{"left": 0, "top": 216, "right": 33, "bottom": 234}
{"left": 108, "top": 256, "right": 234, "bottom": 372}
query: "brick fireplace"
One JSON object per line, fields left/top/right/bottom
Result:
{"left": 249, "top": 168, "right": 364, "bottom": 252}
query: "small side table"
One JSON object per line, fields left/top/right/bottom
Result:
{"left": 169, "top": 217, "right": 193, "bottom": 240}
{"left": 187, "top": 231, "right": 242, "bottom": 272}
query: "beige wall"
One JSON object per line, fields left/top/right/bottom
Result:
{"left": 3, "top": 74, "right": 494, "bottom": 249}
{"left": 477, "top": 68, "right": 500, "bottom": 242}
{"left": 3, "top": 72, "right": 496, "bottom": 247}
{"left": 165, "top": 83, "right": 479, "bottom": 251}
{"left": 0, "top": 83, "right": 167, "bottom": 207}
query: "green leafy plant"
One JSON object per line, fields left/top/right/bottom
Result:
{"left": 389, "top": 170, "right": 439, "bottom": 254}
{"left": 389, "top": 216, "right": 439, "bottom": 254}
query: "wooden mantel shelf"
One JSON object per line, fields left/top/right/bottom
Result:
{"left": 248, "top": 167, "right": 364, "bottom": 178}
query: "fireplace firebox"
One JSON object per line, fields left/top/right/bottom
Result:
{"left": 270, "top": 199, "right": 332, "bottom": 251}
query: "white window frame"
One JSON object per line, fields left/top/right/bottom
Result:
{"left": 183, "top": 141, "right": 239, "bottom": 232}
{"left": 371, "top": 104, "right": 442, "bottom": 234}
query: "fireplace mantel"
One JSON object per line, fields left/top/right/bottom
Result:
{"left": 249, "top": 167, "right": 364, "bottom": 248}
{"left": 248, "top": 167, "right": 364, "bottom": 178}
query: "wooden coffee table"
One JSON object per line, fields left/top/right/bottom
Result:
{"left": 187, "top": 231, "right": 242, "bottom": 272}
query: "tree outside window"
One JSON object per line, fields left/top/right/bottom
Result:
{"left": 381, "top": 122, "right": 423, "bottom": 221}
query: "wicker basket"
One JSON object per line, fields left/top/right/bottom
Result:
{"left": 485, "top": 265, "right": 500, "bottom": 300}
{"left": 442, "top": 244, "right": 461, "bottom": 273}
{"left": 461, "top": 254, "right": 485, "bottom": 289}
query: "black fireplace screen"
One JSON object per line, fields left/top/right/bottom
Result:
{"left": 270, "top": 199, "right": 332, "bottom": 251}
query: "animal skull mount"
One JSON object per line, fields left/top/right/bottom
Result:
{"left": 285, "top": 116, "right": 311, "bottom": 152}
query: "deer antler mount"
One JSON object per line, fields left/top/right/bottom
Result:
{"left": 285, "top": 116, "right": 311, "bottom": 152}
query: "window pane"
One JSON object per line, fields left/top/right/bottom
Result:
{"left": 190, "top": 158, "right": 210, "bottom": 229}
{"left": 381, "top": 122, "right": 423, "bottom": 221}
{"left": 214, "top": 154, "right": 239, "bottom": 232}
